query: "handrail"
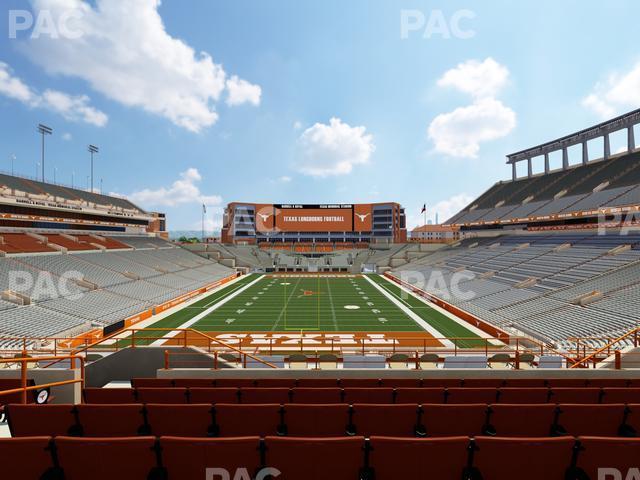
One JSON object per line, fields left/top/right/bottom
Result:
{"left": 44, "top": 327, "right": 277, "bottom": 369}
{"left": 0, "top": 354, "right": 85, "bottom": 404}
{"left": 570, "top": 326, "right": 640, "bottom": 368}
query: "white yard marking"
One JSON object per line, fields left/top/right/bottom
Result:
{"left": 150, "top": 275, "right": 265, "bottom": 346}
{"left": 362, "top": 275, "right": 455, "bottom": 348}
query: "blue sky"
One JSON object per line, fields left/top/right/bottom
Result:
{"left": 1, "top": 0, "right": 639, "bottom": 232}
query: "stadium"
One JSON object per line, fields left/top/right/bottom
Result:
{"left": 3, "top": 1, "right": 640, "bottom": 478}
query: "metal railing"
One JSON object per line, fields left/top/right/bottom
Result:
{"left": 0, "top": 353, "right": 85, "bottom": 404}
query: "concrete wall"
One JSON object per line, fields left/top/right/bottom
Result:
{"left": 0, "top": 368, "right": 81, "bottom": 404}
{"left": 85, "top": 347, "right": 215, "bottom": 387}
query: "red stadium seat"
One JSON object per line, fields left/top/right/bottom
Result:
{"left": 339, "top": 378, "right": 382, "bottom": 388}
{"left": 188, "top": 387, "right": 239, "bottom": 404}
{"left": 602, "top": 388, "right": 640, "bottom": 404}
{"left": 283, "top": 404, "right": 350, "bottom": 437}
{"left": 486, "top": 404, "right": 557, "bottom": 437}
{"left": 0, "top": 437, "right": 55, "bottom": 479}
{"left": 470, "top": 437, "right": 576, "bottom": 480}
{"left": 173, "top": 378, "right": 215, "bottom": 388}
{"left": 422, "top": 379, "right": 462, "bottom": 388}
{"left": 161, "top": 436, "right": 262, "bottom": 480}
{"left": 394, "top": 388, "right": 445, "bottom": 404}
{"left": 137, "top": 387, "right": 188, "bottom": 404}
{"left": 215, "top": 378, "right": 256, "bottom": 387}
{"left": 587, "top": 379, "right": 630, "bottom": 388}
{"left": 503, "top": 379, "right": 548, "bottom": 388}
{"left": 549, "top": 387, "right": 602, "bottom": 404}
{"left": 131, "top": 378, "right": 173, "bottom": 388}
{"left": 54, "top": 436, "right": 161, "bottom": 480}
{"left": 264, "top": 436, "right": 365, "bottom": 479}
{"left": 554, "top": 404, "right": 628, "bottom": 437}
{"left": 575, "top": 437, "right": 640, "bottom": 479}
{"left": 343, "top": 388, "right": 394, "bottom": 404}
{"left": 254, "top": 378, "right": 297, "bottom": 388}
{"left": 291, "top": 387, "right": 343, "bottom": 404}
{"left": 215, "top": 404, "right": 282, "bottom": 437}
{"left": 239, "top": 388, "right": 290, "bottom": 404}
{"left": 7, "top": 404, "right": 80, "bottom": 437}
{"left": 446, "top": 387, "right": 498, "bottom": 404}
{"left": 497, "top": 387, "right": 550, "bottom": 404}
{"left": 379, "top": 378, "right": 421, "bottom": 388}
{"left": 422, "top": 404, "right": 487, "bottom": 437}
{"left": 462, "top": 379, "right": 505, "bottom": 388}
{"left": 146, "top": 404, "right": 214, "bottom": 437}
{"left": 83, "top": 387, "right": 136, "bottom": 404}
{"left": 77, "top": 404, "right": 147, "bottom": 437}
{"left": 625, "top": 404, "right": 640, "bottom": 435}
{"left": 368, "top": 436, "right": 470, "bottom": 479}
{"left": 546, "top": 379, "right": 588, "bottom": 388}
{"left": 295, "top": 378, "right": 339, "bottom": 388}
{"left": 351, "top": 404, "right": 420, "bottom": 437}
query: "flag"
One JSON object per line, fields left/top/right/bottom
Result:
{"left": 420, "top": 204, "right": 426, "bottom": 214}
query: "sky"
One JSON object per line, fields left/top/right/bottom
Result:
{"left": 1, "top": 0, "right": 640, "bottom": 232}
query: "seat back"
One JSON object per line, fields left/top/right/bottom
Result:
{"left": 146, "top": 404, "right": 215, "bottom": 437}
{"left": 0, "top": 436, "right": 55, "bottom": 479}
{"left": 215, "top": 404, "right": 283, "bottom": 437}
{"left": 7, "top": 404, "right": 80, "bottom": 437}
{"left": 283, "top": 404, "right": 350, "bottom": 437}
{"left": 78, "top": 404, "right": 147, "bottom": 437}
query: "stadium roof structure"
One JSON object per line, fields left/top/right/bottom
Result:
{"left": 506, "top": 107, "right": 640, "bottom": 180}
{"left": 0, "top": 171, "right": 144, "bottom": 213}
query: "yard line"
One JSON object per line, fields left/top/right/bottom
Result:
{"left": 149, "top": 274, "right": 265, "bottom": 345}
{"left": 271, "top": 277, "right": 303, "bottom": 331}
{"left": 325, "top": 277, "right": 339, "bottom": 330}
{"left": 362, "top": 274, "right": 454, "bottom": 348}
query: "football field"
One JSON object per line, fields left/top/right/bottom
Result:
{"left": 129, "top": 273, "right": 485, "bottom": 348}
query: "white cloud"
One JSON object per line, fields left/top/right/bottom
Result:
{"left": 583, "top": 62, "right": 640, "bottom": 119}
{"left": 62, "top": 132, "right": 72, "bottom": 141}
{"left": 277, "top": 175, "right": 292, "bottom": 183}
{"left": 437, "top": 57, "right": 509, "bottom": 99}
{"left": 293, "top": 121, "right": 303, "bottom": 130}
{"left": 226, "top": 75, "right": 261, "bottom": 106}
{"left": 0, "top": 62, "right": 107, "bottom": 126}
{"left": 428, "top": 98, "right": 516, "bottom": 158}
{"left": 24, "top": 0, "right": 260, "bottom": 132}
{"left": 295, "top": 117, "right": 375, "bottom": 177}
{"left": 428, "top": 58, "right": 516, "bottom": 158}
{"left": 126, "top": 168, "right": 222, "bottom": 208}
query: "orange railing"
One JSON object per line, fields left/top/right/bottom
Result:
{"left": 43, "top": 327, "right": 277, "bottom": 369}
{"left": 570, "top": 326, "right": 640, "bottom": 369}
{"left": 0, "top": 354, "right": 85, "bottom": 404}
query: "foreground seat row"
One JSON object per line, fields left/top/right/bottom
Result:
{"left": 83, "top": 386, "right": 640, "bottom": 405}
{"left": 131, "top": 377, "right": 637, "bottom": 388}
{"left": 1, "top": 435, "right": 639, "bottom": 480}
{"left": 8, "top": 403, "right": 640, "bottom": 438}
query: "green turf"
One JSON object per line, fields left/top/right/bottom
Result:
{"left": 123, "top": 273, "right": 484, "bottom": 347}
{"left": 368, "top": 274, "right": 486, "bottom": 348}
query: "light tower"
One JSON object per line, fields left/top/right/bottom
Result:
{"left": 37, "top": 123, "right": 52, "bottom": 182}
{"left": 88, "top": 144, "right": 99, "bottom": 192}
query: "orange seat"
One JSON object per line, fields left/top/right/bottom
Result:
{"left": 188, "top": 387, "right": 239, "bottom": 404}
{"left": 343, "top": 387, "right": 394, "bottom": 404}
{"left": 486, "top": 404, "right": 556, "bottom": 437}
{"left": 575, "top": 437, "right": 640, "bottom": 479}
{"left": 369, "top": 436, "right": 470, "bottom": 479}
{"left": 77, "top": 404, "right": 147, "bottom": 437}
{"left": 351, "top": 404, "right": 420, "bottom": 437}
{"left": 136, "top": 387, "right": 188, "bottom": 404}
{"left": 264, "top": 436, "right": 365, "bottom": 479}
{"left": 395, "top": 388, "right": 445, "bottom": 404}
{"left": 7, "top": 404, "right": 80, "bottom": 437}
{"left": 554, "top": 404, "right": 628, "bottom": 436}
{"left": 422, "top": 404, "right": 487, "bottom": 437}
{"left": 54, "top": 436, "right": 160, "bottom": 480}
{"left": 161, "top": 436, "right": 262, "bottom": 480}
{"left": 215, "top": 404, "right": 282, "bottom": 437}
{"left": 146, "top": 404, "right": 214, "bottom": 437}
{"left": 283, "top": 404, "right": 350, "bottom": 437}
{"left": 498, "top": 387, "right": 550, "bottom": 404}
{"left": 239, "top": 387, "right": 290, "bottom": 404}
{"left": 470, "top": 437, "right": 575, "bottom": 480}
{"left": 0, "top": 437, "right": 55, "bottom": 479}
{"left": 291, "top": 387, "right": 343, "bottom": 404}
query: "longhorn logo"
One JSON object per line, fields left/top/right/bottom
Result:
{"left": 355, "top": 213, "right": 371, "bottom": 222}
{"left": 257, "top": 213, "right": 272, "bottom": 223}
